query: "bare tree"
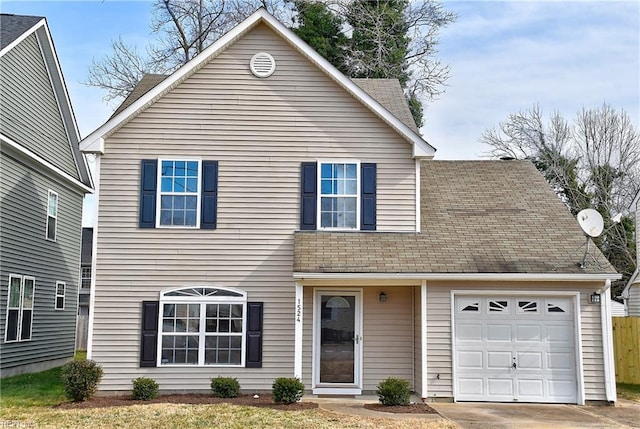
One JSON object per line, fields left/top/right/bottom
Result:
{"left": 481, "top": 103, "right": 640, "bottom": 294}
{"left": 85, "top": 0, "right": 288, "bottom": 102}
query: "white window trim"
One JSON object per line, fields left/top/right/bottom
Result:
{"left": 4, "top": 274, "right": 35, "bottom": 343}
{"left": 316, "top": 160, "right": 361, "bottom": 231}
{"left": 155, "top": 158, "right": 202, "bottom": 229}
{"left": 55, "top": 281, "right": 65, "bottom": 310}
{"left": 46, "top": 190, "right": 58, "bottom": 241}
{"left": 81, "top": 266, "right": 91, "bottom": 289}
{"left": 157, "top": 286, "right": 247, "bottom": 367}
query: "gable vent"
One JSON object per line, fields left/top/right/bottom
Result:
{"left": 250, "top": 52, "right": 276, "bottom": 78}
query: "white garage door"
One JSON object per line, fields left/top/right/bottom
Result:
{"left": 454, "top": 296, "right": 577, "bottom": 403}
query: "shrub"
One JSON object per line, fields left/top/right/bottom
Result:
{"left": 210, "top": 376, "right": 241, "bottom": 398}
{"left": 132, "top": 377, "right": 159, "bottom": 400}
{"left": 376, "top": 377, "right": 411, "bottom": 406}
{"left": 61, "top": 359, "right": 103, "bottom": 402}
{"left": 272, "top": 377, "right": 304, "bottom": 404}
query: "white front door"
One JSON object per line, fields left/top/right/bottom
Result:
{"left": 454, "top": 296, "right": 578, "bottom": 403}
{"left": 313, "top": 290, "right": 362, "bottom": 394}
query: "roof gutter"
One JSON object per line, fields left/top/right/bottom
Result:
{"left": 293, "top": 272, "right": 621, "bottom": 282}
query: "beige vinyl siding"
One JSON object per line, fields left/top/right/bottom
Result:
{"left": 92, "top": 23, "right": 416, "bottom": 392}
{"left": 0, "top": 34, "right": 79, "bottom": 179}
{"left": 362, "top": 287, "right": 414, "bottom": 391}
{"left": 425, "top": 281, "right": 606, "bottom": 401}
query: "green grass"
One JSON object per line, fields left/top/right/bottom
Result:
{"left": 0, "top": 366, "right": 66, "bottom": 407}
{"left": 617, "top": 383, "right": 640, "bottom": 401}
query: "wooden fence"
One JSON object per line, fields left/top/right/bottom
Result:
{"left": 76, "top": 315, "right": 89, "bottom": 351}
{"left": 612, "top": 316, "right": 640, "bottom": 384}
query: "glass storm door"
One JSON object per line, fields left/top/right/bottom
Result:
{"left": 315, "top": 291, "right": 361, "bottom": 387}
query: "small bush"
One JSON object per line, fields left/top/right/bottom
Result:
{"left": 61, "top": 359, "right": 103, "bottom": 402}
{"left": 272, "top": 377, "right": 304, "bottom": 404}
{"left": 132, "top": 377, "right": 159, "bottom": 400}
{"left": 376, "top": 377, "right": 411, "bottom": 406}
{"left": 211, "top": 376, "right": 240, "bottom": 398}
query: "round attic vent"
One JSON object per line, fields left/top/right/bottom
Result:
{"left": 250, "top": 52, "right": 276, "bottom": 78}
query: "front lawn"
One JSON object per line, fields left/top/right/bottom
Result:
{"left": 0, "top": 365, "right": 454, "bottom": 429}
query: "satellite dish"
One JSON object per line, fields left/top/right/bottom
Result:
{"left": 577, "top": 209, "right": 604, "bottom": 237}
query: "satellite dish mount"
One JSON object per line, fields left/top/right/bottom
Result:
{"left": 576, "top": 209, "right": 604, "bottom": 268}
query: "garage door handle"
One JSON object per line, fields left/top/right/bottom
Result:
{"left": 512, "top": 358, "right": 517, "bottom": 369}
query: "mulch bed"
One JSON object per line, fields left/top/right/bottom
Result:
{"left": 56, "top": 394, "right": 439, "bottom": 415}
{"left": 363, "top": 403, "right": 440, "bottom": 414}
{"left": 56, "top": 393, "right": 317, "bottom": 411}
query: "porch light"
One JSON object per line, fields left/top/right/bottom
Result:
{"left": 590, "top": 293, "right": 601, "bottom": 304}
{"left": 378, "top": 292, "right": 387, "bottom": 303}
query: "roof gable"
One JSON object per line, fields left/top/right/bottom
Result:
{"left": 79, "top": 8, "right": 434, "bottom": 159}
{"left": 0, "top": 14, "right": 92, "bottom": 190}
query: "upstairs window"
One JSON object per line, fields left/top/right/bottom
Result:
{"left": 139, "top": 159, "right": 218, "bottom": 229}
{"left": 158, "top": 160, "right": 200, "bottom": 227}
{"left": 319, "top": 162, "right": 359, "bottom": 230}
{"left": 81, "top": 266, "right": 92, "bottom": 288}
{"left": 4, "top": 275, "right": 35, "bottom": 342}
{"left": 55, "top": 282, "right": 65, "bottom": 310}
{"left": 46, "top": 190, "right": 58, "bottom": 241}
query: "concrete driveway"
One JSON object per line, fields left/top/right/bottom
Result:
{"left": 429, "top": 399, "right": 640, "bottom": 428}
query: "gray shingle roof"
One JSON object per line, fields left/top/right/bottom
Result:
{"left": 0, "top": 14, "right": 43, "bottom": 50}
{"left": 352, "top": 78, "right": 419, "bottom": 132}
{"left": 110, "top": 74, "right": 167, "bottom": 118}
{"left": 294, "top": 160, "right": 617, "bottom": 275}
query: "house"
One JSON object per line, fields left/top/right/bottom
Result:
{"left": 79, "top": 227, "right": 93, "bottom": 316}
{"left": 78, "top": 9, "right": 620, "bottom": 404}
{"left": 621, "top": 190, "right": 640, "bottom": 316}
{"left": 0, "top": 14, "right": 93, "bottom": 376}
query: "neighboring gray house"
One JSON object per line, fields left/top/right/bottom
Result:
{"left": 621, "top": 190, "right": 640, "bottom": 316}
{"left": 79, "top": 227, "right": 93, "bottom": 316}
{"left": 0, "top": 14, "right": 92, "bottom": 376}
{"left": 79, "top": 9, "right": 620, "bottom": 404}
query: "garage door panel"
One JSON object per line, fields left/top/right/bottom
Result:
{"left": 487, "top": 351, "right": 511, "bottom": 369}
{"left": 517, "top": 352, "right": 543, "bottom": 370}
{"left": 457, "top": 323, "right": 482, "bottom": 341}
{"left": 487, "top": 324, "right": 511, "bottom": 341}
{"left": 454, "top": 296, "right": 577, "bottom": 404}
{"left": 547, "top": 352, "right": 574, "bottom": 369}
{"left": 458, "top": 378, "right": 483, "bottom": 395}
{"left": 517, "top": 378, "right": 544, "bottom": 398}
{"left": 516, "top": 324, "right": 541, "bottom": 341}
{"left": 458, "top": 351, "right": 483, "bottom": 369}
{"left": 488, "top": 378, "right": 513, "bottom": 396}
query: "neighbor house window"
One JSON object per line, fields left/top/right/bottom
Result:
{"left": 158, "top": 287, "right": 246, "bottom": 366}
{"left": 4, "top": 275, "right": 35, "bottom": 342}
{"left": 81, "top": 266, "right": 92, "bottom": 288}
{"left": 55, "top": 282, "right": 65, "bottom": 310}
{"left": 318, "top": 162, "right": 359, "bottom": 229}
{"left": 46, "top": 190, "right": 58, "bottom": 241}
{"left": 158, "top": 160, "right": 201, "bottom": 227}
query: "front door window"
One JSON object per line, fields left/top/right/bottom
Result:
{"left": 315, "top": 291, "right": 361, "bottom": 388}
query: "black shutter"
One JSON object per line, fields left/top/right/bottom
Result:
{"left": 245, "top": 302, "right": 263, "bottom": 368}
{"left": 139, "top": 160, "right": 157, "bottom": 228}
{"left": 201, "top": 161, "right": 218, "bottom": 229}
{"left": 360, "top": 163, "right": 376, "bottom": 230}
{"left": 140, "top": 301, "right": 159, "bottom": 367}
{"left": 300, "top": 162, "right": 317, "bottom": 230}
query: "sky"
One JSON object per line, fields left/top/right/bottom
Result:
{"left": 2, "top": 0, "right": 639, "bottom": 223}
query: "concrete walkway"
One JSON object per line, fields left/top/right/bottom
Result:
{"left": 305, "top": 395, "right": 444, "bottom": 421}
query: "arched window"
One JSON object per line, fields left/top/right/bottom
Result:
{"left": 158, "top": 287, "right": 246, "bottom": 366}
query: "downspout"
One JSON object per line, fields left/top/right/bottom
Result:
{"left": 86, "top": 155, "right": 101, "bottom": 360}
{"left": 600, "top": 279, "right": 617, "bottom": 403}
